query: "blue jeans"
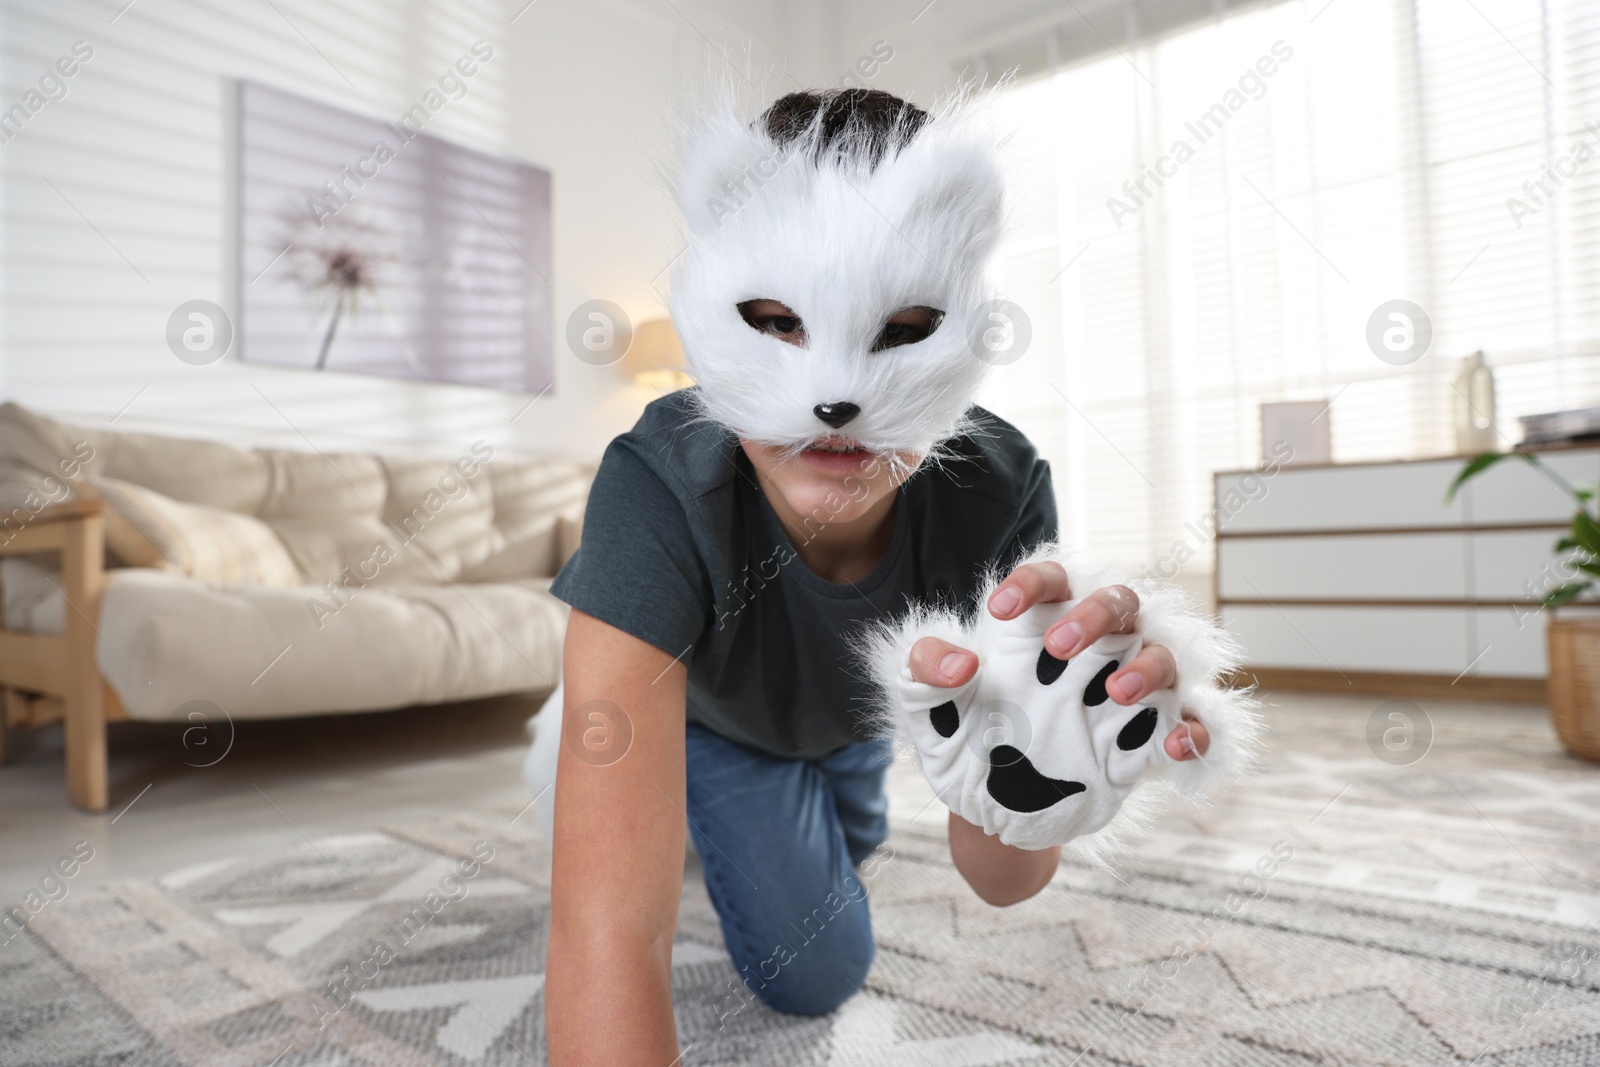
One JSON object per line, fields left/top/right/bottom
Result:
{"left": 683, "top": 720, "right": 893, "bottom": 1016}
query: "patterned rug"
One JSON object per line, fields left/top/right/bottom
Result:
{"left": 5, "top": 700, "right": 1599, "bottom": 1066}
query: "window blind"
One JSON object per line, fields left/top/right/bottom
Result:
{"left": 978, "top": 0, "right": 1600, "bottom": 579}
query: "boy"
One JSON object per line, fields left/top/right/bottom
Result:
{"left": 531, "top": 88, "right": 1236, "bottom": 1065}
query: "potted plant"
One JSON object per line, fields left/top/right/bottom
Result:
{"left": 1449, "top": 451, "right": 1600, "bottom": 760}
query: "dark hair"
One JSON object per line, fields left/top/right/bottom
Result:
{"left": 759, "top": 89, "right": 929, "bottom": 170}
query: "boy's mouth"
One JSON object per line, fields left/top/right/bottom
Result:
{"left": 800, "top": 436, "right": 875, "bottom": 472}
{"left": 806, "top": 436, "right": 868, "bottom": 455}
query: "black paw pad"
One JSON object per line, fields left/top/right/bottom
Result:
{"left": 986, "top": 745, "right": 1087, "bottom": 813}
{"left": 1036, "top": 646, "right": 1068, "bottom": 685}
{"left": 929, "top": 701, "right": 960, "bottom": 738}
{"left": 1083, "top": 660, "right": 1120, "bottom": 707}
{"left": 1117, "top": 707, "right": 1159, "bottom": 750}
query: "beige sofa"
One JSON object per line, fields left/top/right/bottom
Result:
{"left": 0, "top": 402, "right": 590, "bottom": 810}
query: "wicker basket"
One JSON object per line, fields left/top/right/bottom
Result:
{"left": 1548, "top": 616, "right": 1600, "bottom": 761}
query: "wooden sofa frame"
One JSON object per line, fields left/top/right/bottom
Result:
{"left": 0, "top": 498, "right": 126, "bottom": 811}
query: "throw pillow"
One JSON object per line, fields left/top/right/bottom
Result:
{"left": 83, "top": 476, "right": 303, "bottom": 587}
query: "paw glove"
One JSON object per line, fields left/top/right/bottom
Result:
{"left": 864, "top": 545, "right": 1263, "bottom": 857}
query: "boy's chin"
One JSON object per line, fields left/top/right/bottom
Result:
{"left": 779, "top": 450, "right": 924, "bottom": 520}
{"left": 770, "top": 476, "right": 880, "bottom": 526}
{"left": 776, "top": 453, "right": 878, "bottom": 497}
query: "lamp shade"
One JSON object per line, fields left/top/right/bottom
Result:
{"left": 624, "top": 318, "right": 692, "bottom": 390}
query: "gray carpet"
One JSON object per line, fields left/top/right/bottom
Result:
{"left": 4, "top": 701, "right": 1599, "bottom": 1066}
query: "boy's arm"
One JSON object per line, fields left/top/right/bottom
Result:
{"left": 546, "top": 609, "right": 689, "bottom": 1066}
{"left": 947, "top": 811, "right": 1061, "bottom": 905}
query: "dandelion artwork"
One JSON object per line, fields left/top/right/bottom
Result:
{"left": 234, "top": 79, "right": 554, "bottom": 392}
{"left": 286, "top": 214, "right": 395, "bottom": 372}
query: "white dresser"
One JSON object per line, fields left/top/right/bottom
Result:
{"left": 1214, "top": 446, "right": 1600, "bottom": 700}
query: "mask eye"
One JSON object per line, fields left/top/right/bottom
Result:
{"left": 737, "top": 299, "right": 807, "bottom": 346}
{"left": 871, "top": 306, "right": 944, "bottom": 351}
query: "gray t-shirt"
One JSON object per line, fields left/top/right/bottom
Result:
{"left": 550, "top": 389, "right": 1058, "bottom": 760}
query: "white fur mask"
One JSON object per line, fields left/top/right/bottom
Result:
{"left": 668, "top": 89, "right": 1007, "bottom": 461}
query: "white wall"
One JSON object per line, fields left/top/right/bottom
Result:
{"left": 0, "top": 0, "right": 794, "bottom": 459}
{"left": 499, "top": 0, "right": 805, "bottom": 459}
{"left": 811, "top": 0, "right": 1077, "bottom": 102}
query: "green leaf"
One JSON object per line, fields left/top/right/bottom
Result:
{"left": 1573, "top": 511, "right": 1600, "bottom": 556}
{"left": 1580, "top": 560, "right": 1600, "bottom": 579}
{"left": 1542, "top": 581, "right": 1593, "bottom": 609}
{"left": 1555, "top": 536, "right": 1581, "bottom": 552}
{"left": 1446, "top": 452, "right": 1516, "bottom": 503}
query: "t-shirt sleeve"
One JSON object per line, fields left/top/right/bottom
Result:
{"left": 549, "top": 439, "right": 711, "bottom": 659}
{"left": 996, "top": 455, "right": 1060, "bottom": 572}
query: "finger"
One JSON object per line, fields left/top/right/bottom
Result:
{"left": 1043, "top": 583, "right": 1141, "bottom": 658}
{"left": 987, "top": 560, "right": 1071, "bottom": 619}
{"left": 1164, "top": 716, "right": 1210, "bottom": 760}
{"left": 1106, "top": 644, "right": 1177, "bottom": 705}
{"left": 908, "top": 636, "right": 978, "bottom": 688}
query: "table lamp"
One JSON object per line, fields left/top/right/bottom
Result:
{"left": 624, "top": 318, "right": 693, "bottom": 391}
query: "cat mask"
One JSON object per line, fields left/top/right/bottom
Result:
{"left": 668, "top": 88, "right": 1008, "bottom": 465}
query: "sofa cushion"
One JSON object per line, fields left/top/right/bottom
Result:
{"left": 0, "top": 404, "right": 594, "bottom": 591}
{"left": 0, "top": 403, "right": 99, "bottom": 519}
{"left": 376, "top": 454, "right": 499, "bottom": 583}
{"left": 94, "top": 569, "right": 567, "bottom": 720}
{"left": 457, "top": 460, "right": 590, "bottom": 582}
{"left": 557, "top": 512, "right": 583, "bottom": 570}
{"left": 0, "top": 402, "right": 274, "bottom": 516}
{"left": 254, "top": 448, "right": 398, "bottom": 585}
{"left": 85, "top": 476, "right": 303, "bottom": 587}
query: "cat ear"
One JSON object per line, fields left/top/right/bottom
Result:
{"left": 880, "top": 127, "right": 1007, "bottom": 270}
{"left": 672, "top": 103, "right": 778, "bottom": 239}
{"left": 675, "top": 115, "right": 761, "bottom": 238}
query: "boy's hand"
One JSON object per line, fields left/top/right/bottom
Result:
{"left": 905, "top": 559, "right": 1209, "bottom": 762}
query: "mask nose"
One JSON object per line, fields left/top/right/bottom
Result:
{"left": 813, "top": 402, "right": 860, "bottom": 429}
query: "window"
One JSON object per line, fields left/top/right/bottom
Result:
{"left": 976, "top": 0, "right": 1600, "bottom": 579}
